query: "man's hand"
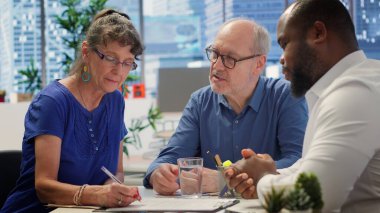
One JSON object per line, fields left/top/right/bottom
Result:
{"left": 226, "top": 149, "right": 276, "bottom": 182}
{"left": 241, "top": 148, "right": 255, "bottom": 159}
{"left": 224, "top": 149, "right": 277, "bottom": 199}
{"left": 150, "top": 163, "right": 179, "bottom": 195}
{"left": 201, "top": 168, "right": 220, "bottom": 193}
{"left": 179, "top": 169, "right": 201, "bottom": 195}
{"left": 227, "top": 172, "right": 256, "bottom": 199}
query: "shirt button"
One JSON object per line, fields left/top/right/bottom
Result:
{"left": 235, "top": 120, "right": 239, "bottom": 124}
{"left": 91, "top": 134, "right": 94, "bottom": 137}
{"left": 89, "top": 128, "right": 93, "bottom": 131}
{"left": 89, "top": 120, "right": 92, "bottom": 124}
{"left": 95, "top": 147, "right": 99, "bottom": 151}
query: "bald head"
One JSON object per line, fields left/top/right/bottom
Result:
{"left": 217, "top": 19, "right": 270, "bottom": 56}
{"left": 283, "top": 0, "right": 358, "bottom": 48}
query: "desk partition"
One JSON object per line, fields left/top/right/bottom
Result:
{"left": 157, "top": 67, "right": 210, "bottom": 112}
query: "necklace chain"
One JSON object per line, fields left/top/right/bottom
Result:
{"left": 77, "top": 83, "right": 88, "bottom": 109}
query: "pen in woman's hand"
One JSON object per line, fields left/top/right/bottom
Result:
{"left": 101, "top": 166, "right": 142, "bottom": 201}
{"left": 101, "top": 166, "right": 122, "bottom": 184}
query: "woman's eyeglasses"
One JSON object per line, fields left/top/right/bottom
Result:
{"left": 93, "top": 48, "right": 137, "bottom": 71}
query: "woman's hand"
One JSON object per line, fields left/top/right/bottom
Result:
{"left": 93, "top": 183, "right": 140, "bottom": 207}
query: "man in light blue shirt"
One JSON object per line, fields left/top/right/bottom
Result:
{"left": 143, "top": 18, "right": 308, "bottom": 195}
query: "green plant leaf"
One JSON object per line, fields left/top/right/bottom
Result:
{"left": 122, "top": 104, "right": 163, "bottom": 157}
{"left": 16, "top": 59, "right": 42, "bottom": 94}
{"left": 56, "top": 0, "right": 107, "bottom": 74}
{"left": 285, "top": 187, "right": 313, "bottom": 210}
{"left": 147, "top": 105, "right": 162, "bottom": 131}
{"left": 295, "top": 172, "right": 324, "bottom": 210}
{"left": 263, "top": 186, "right": 286, "bottom": 213}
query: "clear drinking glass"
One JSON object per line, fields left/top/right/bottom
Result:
{"left": 177, "top": 157, "right": 203, "bottom": 198}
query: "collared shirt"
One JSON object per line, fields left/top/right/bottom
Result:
{"left": 144, "top": 76, "right": 308, "bottom": 187}
{"left": 257, "top": 51, "right": 380, "bottom": 212}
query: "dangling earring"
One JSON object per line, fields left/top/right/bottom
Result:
{"left": 81, "top": 65, "right": 91, "bottom": 82}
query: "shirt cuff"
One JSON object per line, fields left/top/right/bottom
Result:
{"left": 256, "top": 173, "right": 278, "bottom": 204}
{"left": 143, "top": 172, "right": 153, "bottom": 188}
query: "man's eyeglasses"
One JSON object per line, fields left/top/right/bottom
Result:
{"left": 205, "top": 46, "right": 261, "bottom": 69}
{"left": 93, "top": 48, "right": 137, "bottom": 71}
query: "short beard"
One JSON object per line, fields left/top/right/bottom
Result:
{"left": 291, "top": 67, "right": 314, "bottom": 97}
{"left": 290, "top": 42, "right": 322, "bottom": 97}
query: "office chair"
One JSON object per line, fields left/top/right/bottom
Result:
{"left": 0, "top": 150, "right": 22, "bottom": 208}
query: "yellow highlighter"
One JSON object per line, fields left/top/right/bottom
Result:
{"left": 214, "top": 155, "right": 235, "bottom": 198}
{"left": 222, "top": 160, "right": 232, "bottom": 167}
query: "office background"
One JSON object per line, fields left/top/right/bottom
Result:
{"left": 0, "top": 0, "right": 379, "bottom": 100}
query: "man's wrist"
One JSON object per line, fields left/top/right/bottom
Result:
{"left": 255, "top": 170, "right": 278, "bottom": 186}
{"left": 143, "top": 171, "right": 154, "bottom": 188}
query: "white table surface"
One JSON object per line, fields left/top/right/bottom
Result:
{"left": 51, "top": 186, "right": 265, "bottom": 213}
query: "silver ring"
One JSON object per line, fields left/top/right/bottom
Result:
{"left": 118, "top": 196, "right": 123, "bottom": 206}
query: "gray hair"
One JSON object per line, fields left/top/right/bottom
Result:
{"left": 69, "top": 9, "right": 144, "bottom": 76}
{"left": 221, "top": 18, "right": 271, "bottom": 55}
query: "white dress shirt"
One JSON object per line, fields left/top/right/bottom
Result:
{"left": 257, "top": 51, "right": 380, "bottom": 213}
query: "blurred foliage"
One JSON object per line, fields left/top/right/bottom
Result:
{"left": 263, "top": 186, "right": 286, "bottom": 213}
{"left": 263, "top": 172, "right": 323, "bottom": 212}
{"left": 285, "top": 187, "right": 313, "bottom": 211}
{"left": 121, "top": 75, "right": 140, "bottom": 96}
{"left": 295, "top": 172, "right": 323, "bottom": 210}
{"left": 55, "top": 0, "right": 107, "bottom": 74}
{"left": 17, "top": 59, "right": 42, "bottom": 95}
{"left": 122, "top": 105, "right": 163, "bottom": 157}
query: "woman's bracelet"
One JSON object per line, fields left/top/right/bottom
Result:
{"left": 73, "top": 184, "right": 88, "bottom": 206}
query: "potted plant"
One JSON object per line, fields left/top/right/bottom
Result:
{"left": 15, "top": 59, "right": 42, "bottom": 102}
{"left": 283, "top": 187, "right": 313, "bottom": 213}
{"left": 283, "top": 172, "right": 323, "bottom": 213}
{"left": 262, "top": 172, "right": 323, "bottom": 213}
{"left": 122, "top": 105, "right": 162, "bottom": 157}
{"left": 295, "top": 173, "right": 323, "bottom": 212}
{"left": 263, "top": 186, "right": 286, "bottom": 213}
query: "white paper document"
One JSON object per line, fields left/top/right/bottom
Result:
{"left": 106, "top": 197, "right": 239, "bottom": 212}
{"left": 225, "top": 199, "right": 265, "bottom": 213}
